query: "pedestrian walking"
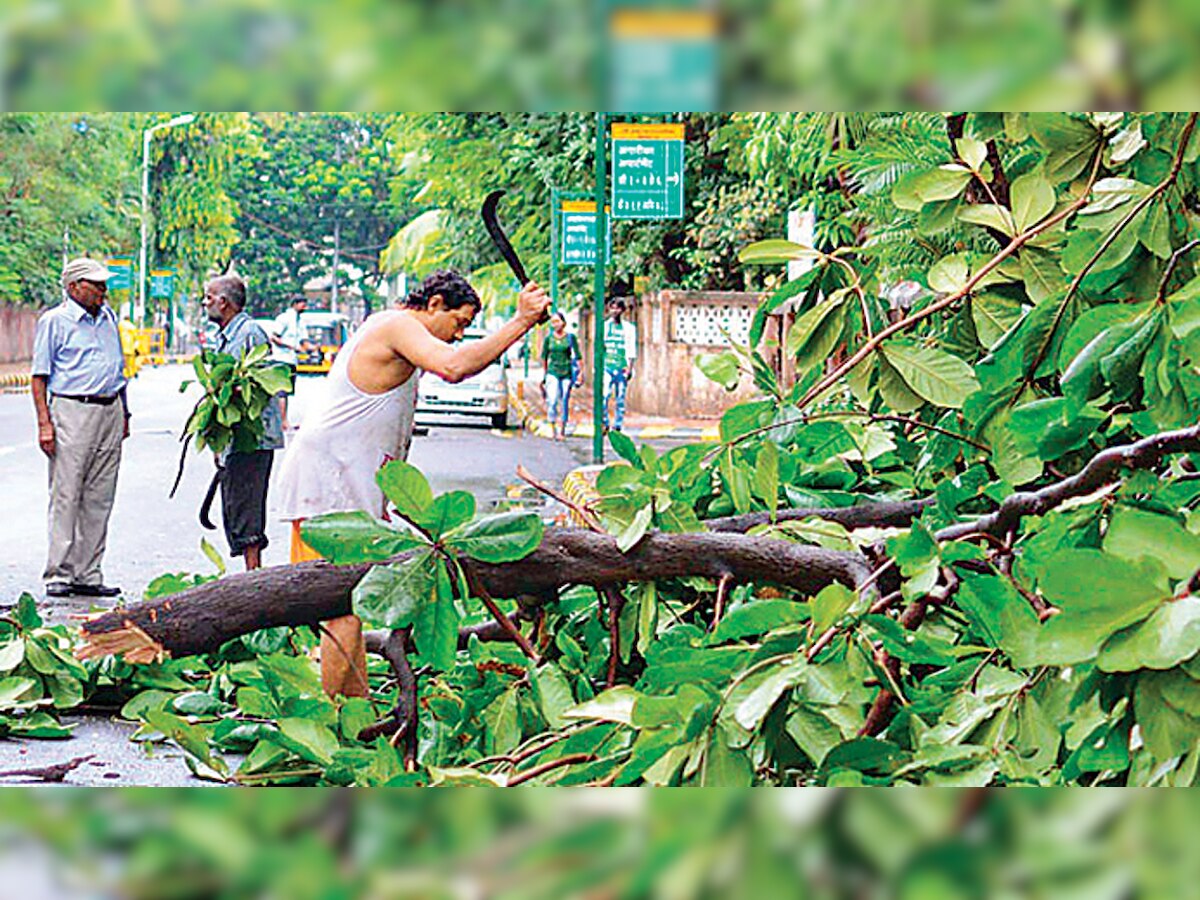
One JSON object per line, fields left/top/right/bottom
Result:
{"left": 204, "top": 273, "right": 284, "bottom": 571}
{"left": 276, "top": 269, "right": 550, "bottom": 698}
{"left": 31, "top": 258, "right": 129, "bottom": 599}
{"left": 268, "top": 295, "right": 308, "bottom": 430}
{"left": 541, "top": 311, "right": 581, "bottom": 441}
{"left": 602, "top": 298, "right": 637, "bottom": 432}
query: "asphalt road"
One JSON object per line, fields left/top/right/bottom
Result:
{"left": 0, "top": 363, "right": 588, "bottom": 784}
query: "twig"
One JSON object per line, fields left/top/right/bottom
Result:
{"left": 506, "top": 752, "right": 597, "bottom": 786}
{"left": 461, "top": 565, "right": 539, "bottom": 661}
{"left": 1155, "top": 237, "right": 1200, "bottom": 305}
{"left": 516, "top": 464, "right": 603, "bottom": 532}
{"left": 0, "top": 755, "right": 94, "bottom": 783}
{"left": 710, "top": 572, "right": 734, "bottom": 631}
{"left": 602, "top": 585, "right": 627, "bottom": 688}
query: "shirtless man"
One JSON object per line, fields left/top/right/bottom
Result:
{"left": 276, "top": 270, "right": 549, "bottom": 697}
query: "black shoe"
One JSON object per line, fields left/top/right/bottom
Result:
{"left": 45, "top": 582, "right": 73, "bottom": 597}
{"left": 70, "top": 583, "right": 121, "bottom": 598}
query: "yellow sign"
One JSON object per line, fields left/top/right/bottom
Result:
{"left": 561, "top": 200, "right": 596, "bottom": 213}
{"left": 610, "top": 9, "right": 718, "bottom": 39}
{"left": 610, "top": 122, "right": 686, "bottom": 141}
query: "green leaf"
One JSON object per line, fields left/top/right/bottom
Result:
{"left": 710, "top": 599, "right": 808, "bottom": 643}
{"left": 445, "top": 511, "right": 544, "bottom": 563}
{"left": 1104, "top": 506, "right": 1200, "bottom": 581}
{"left": 532, "top": 665, "right": 575, "bottom": 730}
{"left": 302, "top": 511, "right": 430, "bottom": 564}
{"left": 956, "top": 137, "right": 988, "bottom": 171}
{"left": 913, "top": 165, "right": 972, "bottom": 202}
{"left": 811, "top": 582, "right": 855, "bottom": 634}
{"left": 877, "top": 354, "right": 924, "bottom": 414}
{"left": 411, "top": 561, "right": 460, "bottom": 670}
{"left": 1036, "top": 550, "right": 1169, "bottom": 664}
{"left": 734, "top": 658, "right": 806, "bottom": 730}
{"left": 415, "top": 491, "right": 476, "bottom": 538}
{"left": 15, "top": 593, "right": 42, "bottom": 630}
{"left": 738, "top": 239, "right": 824, "bottom": 266}
{"left": 927, "top": 253, "right": 970, "bottom": 294}
{"left": 375, "top": 461, "right": 433, "bottom": 521}
{"left": 879, "top": 340, "right": 980, "bottom": 409}
{"left": 0, "top": 638, "right": 25, "bottom": 672}
{"left": 956, "top": 576, "right": 1040, "bottom": 668}
{"left": 1135, "top": 671, "right": 1200, "bottom": 761}
{"left": 637, "top": 581, "right": 659, "bottom": 655}
{"left": 1009, "top": 170, "right": 1056, "bottom": 231}
{"left": 608, "top": 429, "right": 641, "bottom": 467}
{"left": 971, "top": 293, "right": 1023, "bottom": 349}
{"left": 786, "top": 291, "right": 847, "bottom": 372}
{"left": 696, "top": 351, "right": 740, "bottom": 391}
{"left": 248, "top": 363, "right": 293, "bottom": 395}
{"left": 276, "top": 717, "right": 339, "bottom": 765}
{"left": 1019, "top": 246, "right": 1066, "bottom": 303}
{"left": 701, "top": 723, "right": 753, "bottom": 786}
{"left": 351, "top": 551, "right": 438, "bottom": 629}
{"left": 1027, "top": 114, "right": 1101, "bottom": 182}
{"left": 956, "top": 204, "right": 1015, "bottom": 237}
{"left": 822, "top": 737, "right": 905, "bottom": 776}
{"left": 753, "top": 442, "right": 780, "bottom": 522}
{"left": 200, "top": 537, "right": 226, "bottom": 576}
{"left": 1098, "top": 596, "right": 1200, "bottom": 672}
{"left": 0, "top": 676, "right": 37, "bottom": 708}
{"left": 563, "top": 685, "right": 640, "bottom": 725}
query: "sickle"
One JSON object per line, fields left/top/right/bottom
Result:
{"left": 199, "top": 466, "right": 222, "bottom": 530}
{"left": 482, "top": 190, "right": 548, "bottom": 323}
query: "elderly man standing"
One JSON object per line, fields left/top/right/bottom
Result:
{"left": 32, "top": 258, "right": 130, "bottom": 599}
{"left": 204, "top": 272, "right": 284, "bottom": 571}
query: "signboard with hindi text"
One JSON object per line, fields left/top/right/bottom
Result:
{"left": 610, "top": 122, "right": 685, "bottom": 219}
{"left": 149, "top": 269, "right": 176, "bottom": 300}
{"left": 105, "top": 257, "right": 133, "bottom": 291}
{"left": 560, "top": 200, "right": 612, "bottom": 266}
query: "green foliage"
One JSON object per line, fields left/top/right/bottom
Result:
{"left": 181, "top": 347, "right": 292, "bottom": 455}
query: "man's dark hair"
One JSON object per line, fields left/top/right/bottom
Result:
{"left": 292, "top": 295, "right": 308, "bottom": 306}
{"left": 206, "top": 274, "right": 246, "bottom": 310}
{"left": 403, "top": 270, "right": 480, "bottom": 312}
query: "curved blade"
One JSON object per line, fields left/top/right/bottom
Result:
{"left": 199, "top": 469, "right": 222, "bottom": 530}
{"left": 481, "top": 190, "right": 529, "bottom": 286}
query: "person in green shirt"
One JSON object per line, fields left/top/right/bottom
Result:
{"left": 540, "top": 311, "right": 581, "bottom": 441}
{"left": 603, "top": 298, "right": 637, "bottom": 431}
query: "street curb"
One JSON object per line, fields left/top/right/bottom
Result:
{"left": 508, "top": 382, "right": 718, "bottom": 442}
{"left": 0, "top": 372, "right": 31, "bottom": 388}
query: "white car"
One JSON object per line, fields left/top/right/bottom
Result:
{"left": 416, "top": 328, "right": 509, "bottom": 429}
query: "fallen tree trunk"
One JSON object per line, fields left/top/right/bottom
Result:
{"left": 704, "top": 497, "right": 933, "bottom": 533}
{"left": 78, "top": 529, "right": 872, "bottom": 663}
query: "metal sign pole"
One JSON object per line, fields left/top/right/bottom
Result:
{"left": 592, "top": 113, "right": 608, "bottom": 464}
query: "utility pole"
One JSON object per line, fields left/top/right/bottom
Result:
{"left": 592, "top": 113, "right": 609, "bottom": 464}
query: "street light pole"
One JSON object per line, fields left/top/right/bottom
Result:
{"left": 138, "top": 113, "right": 195, "bottom": 328}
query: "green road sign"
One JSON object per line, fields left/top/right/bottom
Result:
{"left": 610, "top": 122, "right": 685, "bottom": 219}
{"left": 106, "top": 257, "right": 133, "bottom": 291}
{"left": 560, "top": 200, "right": 612, "bottom": 266}
{"left": 608, "top": 5, "right": 718, "bottom": 111}
{"left": 149, "top": 269, "right": 176, "bottom": 300}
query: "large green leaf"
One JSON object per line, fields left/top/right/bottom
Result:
{"left": 710, "top": 600, "right": 809, "bottom": 644}
{"left": 1104, "top": 506, "right": 1200, "bottom": 581}
{"left": 445, "top": 511, "right": 544, "bottom": 563}
{"left": 1027, "top": 114, "right": 1101, "bottom": 182}
{"left": 1098, "top": 596, "right": 1200, "bottom": 672}
{"left": 411, "top": 561, "right": 460, "bottom": 670}
{"left": 879, "top": 340, "right": 980, "bottom": 409}
{"left": 913, "top": 164, "right": 972, "bottom": 202}
{"left": 415, "top": 491, "right": 476, "bottom": 538}
{"left": 1009, "top": 170, "right": 1056, "bottom": 231}
{"left": 971, "top": 293, "right": 1024, "bottom": 349}
{"left": 738, "top": 239, "right": 824, "bottom": 266}
{"left": 375, "top": 461, "right": 433, "bottom": 521}
{"left": 275, "top": 717, "right": 339, "bottom": 765}
{"left": 301, "top": 511, "right": 429, "bottom": 564}
{"left": 696, "top": 351, "right": 740, "bottom": 391}
{"left": 351, "top": 551, "right": 438, "bottom": 629}
{"left": 1036, "top": 550, "right": 1169, "bottom": 664}
{"left": 956, "top": 576, "right": 1040, "bottom": 668}
{"left": 786, "top": 290, "right": 848, "bottom": 372}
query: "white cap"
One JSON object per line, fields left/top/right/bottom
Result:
{"left": 62, "top": 257, "right": 115, "bottom": 288}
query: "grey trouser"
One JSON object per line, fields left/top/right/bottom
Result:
{"left": 44, "top": 396, "right": 123, "bottom": 587}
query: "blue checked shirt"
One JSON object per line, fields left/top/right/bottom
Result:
{"left": 32, "top": 299, "right": 127, "bottom": 398}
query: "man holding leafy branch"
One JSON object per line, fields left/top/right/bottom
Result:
{"left": 203, "top": 273, "right": 285, "bottom": 571}
{"left": 276, "top": 270, "right": 549, "bottom": 698}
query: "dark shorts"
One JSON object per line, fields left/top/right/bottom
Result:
{"left": 220, "top": 449, "right": 273, "bottom": 556}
